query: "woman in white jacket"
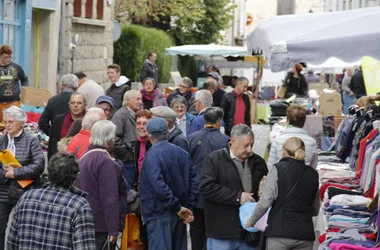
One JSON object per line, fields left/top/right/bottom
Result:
{"left": 267, "top": 105, "right": 317, "bottom": 171}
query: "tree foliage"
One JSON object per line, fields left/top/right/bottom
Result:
{"left": 115, "top": 0, "right": 235, "bottom": 45}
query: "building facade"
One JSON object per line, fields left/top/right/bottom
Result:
{"left": 1, "top": 0, "right": 114, "bottom": 95}
{"left": 324, "top": 0, "right": 380, "bottom": 11}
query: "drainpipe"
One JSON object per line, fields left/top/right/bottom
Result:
{"left": 58, "top": 0, "right": 66, "bottom": 93}
{"left": 231, "top": 0, "right": 236, "bottom": 46}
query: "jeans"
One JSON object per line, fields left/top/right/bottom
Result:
{"left": 0, "top": 202, "right": 13, "bottom": 250}
{"left": 207, "top": 238, "right": 256, "bottom": 250}
{"left": 343, "top": 92, "right": 356, "bottom": 114}
{"left": 122, "top": 161, "right": 135, "bottom": 191}
{"left": 190, "top": 208, "right": 206, "bottom": 250}
{"left": 266, "top": 237, "right": 313, "bottom": 250}
{"left": 146, "top": 215, "right": 187, "bottom": 250}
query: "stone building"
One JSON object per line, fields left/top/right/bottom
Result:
{"left": 324, "top": 0, "right": 380, "bottom": 11}
{"left": 1, "top": 0, "right": 115, "bottom": 95}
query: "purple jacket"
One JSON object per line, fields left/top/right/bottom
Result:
{"left": 142, "top": 89, "right": 168, "bottom": 108}
{"left": 76, "top": 145, "right": 127, "bottom": 235}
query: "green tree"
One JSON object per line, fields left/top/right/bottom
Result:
{"left": 115, "top": 0, "right": 235, "bottom": 45}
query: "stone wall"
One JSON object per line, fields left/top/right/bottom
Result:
{"left": 64, "top": 0, "right": 114, "bottom": 84}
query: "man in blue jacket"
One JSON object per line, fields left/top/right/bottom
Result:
{"left": 187, "top": 107, "right": 229, "bottom": 250}
{"left": 140, "top": 117, "right": 198, "bottom": 250}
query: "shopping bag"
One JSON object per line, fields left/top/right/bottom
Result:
{"left": 277, "top": 85, "right": 287, "bottom": 99}
{"left": 239, "top": 202, "right": 270, "bottom": 232}
{"left": 120, "top": 214, "right": 143, "bottom": 250}
{"left": 102, "top": 240, "right": 120, "bottom": 250}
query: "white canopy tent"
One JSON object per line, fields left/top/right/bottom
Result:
{"left": 247, "top": 6, "right": 380, "bottom": 72}
{"left": 165, "top": 44, "right": 250, "bottom": 57}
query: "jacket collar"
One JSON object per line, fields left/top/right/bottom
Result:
{"left": 283, "top": 126, "right": 308, "bottom": 135}
{"left": 222, "top": 146, "right": 261, "bottom": 165}
{"left": 43, "top": 183, "right": 88, "bottom": 198}
{"left": 168, "top": 126, "right": 183, "bottom": 141}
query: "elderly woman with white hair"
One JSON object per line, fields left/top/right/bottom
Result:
{"left": 0, "top": 106, "right": 45, "bottom": 249}
{"left": 66, "top": 107, "right": 107, "bottom": 158}
{"left": 76, "top": 120, "right": 127, "bottom": 250}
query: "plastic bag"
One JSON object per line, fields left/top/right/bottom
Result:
{"left": 239, "top": 202, "right": 270, "bottom": 232}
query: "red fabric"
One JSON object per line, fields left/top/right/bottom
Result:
{"left": 25, "top": 112, "right": 41, "bottom": 123}
{"left": 319, "top": 228, "right": 377, "bottom": 243}
{"left": 60, "top": 113, "right": 74, "bottom": 139}
{"left": 319, "top": 183, "right": 351, "bottom": 200}
{"left": 363, "top": 173, "right": 376, "bottom": 198}
{"left": 141, "top": 89, "right": 156, "bottom": 101}
{"left": 356, "top": 129, "right": 378, "bottom": 177}
{"left": 233, "top": 90, "right": 246, "bottom": 126}
{"left": 66, "top": 130, "right": 91, "bottom": 158}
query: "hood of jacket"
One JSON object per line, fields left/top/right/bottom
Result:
{"left": 115, "top": 75, "right": 130, "bottom": 87}
{"left": 144, "top": 59, "right": 155, "bottom": 66}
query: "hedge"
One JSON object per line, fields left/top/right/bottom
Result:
{"left": 113, "top": 25, "right": 174, "bottom": 83}
{"left": 178, "top": 55, "right": 198, "bottom": 85}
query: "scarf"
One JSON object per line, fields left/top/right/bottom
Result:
{"left": 7, "top": 129, "right": 23, "bottom": 156}
{"left": 137, "top": 136, "right": 149, "bottom": 174}
{"left": 141, "top": 89, "right": 156, "bottom": 101}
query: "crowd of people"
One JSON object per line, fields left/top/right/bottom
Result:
{"left": 0, "top": 45, "right": 324, "bottom": 250}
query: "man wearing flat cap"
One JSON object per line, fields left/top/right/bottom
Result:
{"left": 150, "top": 106, "right": 189, "bottom": 152}
{"left": 140, "top": 117, "right": 199, "bottom": 250}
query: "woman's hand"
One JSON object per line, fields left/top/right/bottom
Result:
{"left": 245, "top": 217, "right": 254, "bottom": 229}
{"left": 5, "top": 168, "right": 15, "bottom": 179}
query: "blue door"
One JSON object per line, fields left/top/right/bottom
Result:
{"left": 0, "top": 0, "right": 32, "bottom": 75}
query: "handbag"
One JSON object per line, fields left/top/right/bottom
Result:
{"left": 102, "top": 240, "right": 120, "bottom": 250}
{"left": 127, "top": 189, "right": 140, "bottom": 214}
{"left": 8, "top": 180, "right": 33, "bottom": 204}
{"left": 259, "top": 166, "right": 307, "bottom": 250}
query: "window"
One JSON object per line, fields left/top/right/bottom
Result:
{"left": 73, "top": 0, "right": 103, "bottom": 19}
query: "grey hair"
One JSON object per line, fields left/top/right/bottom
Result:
{"left": 60, "top": 74, "right": 79, "bottom": 88}
{"left": 3, "top": 106, "right": 27, "bottom": 123}
{"left": 81, "top": 107, "right": 104, "bottom": 130}
{"left": 182, "top": 77, "right": 193, "bottom": 88}
{"left": 70, "top": 92, "right": 87, "bottom": 105}
{"left": 231, "top": 124, "right": 254, "bottom": 140}
{"left": 122, "top": 90, "right": 141, "bottom": 106}
{"left": 170, "top": 96, "right": 187, "bottom": 108}
{"left": 150, "top": 131, "right": 168, "bottom": 141}
{"left": 195, "top": 89, "right": 213, "bottom": 108}
{"left": 90, "top": 120, "right": 116, "bottom": 147}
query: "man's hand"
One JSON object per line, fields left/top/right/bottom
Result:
{"left": 349, "top": 92, "right": 355, "bottom": 97}
{"left": 5, "top": 168, "right": 15, "bottom": 179}
{"left": 240, "top": 192, "right": 255, "bottom": 205}
{"left": 108, "top": 235, "right": 117, "bottom": 243}
{"left": 177, "top": 207, "right": 194, "bottom": 224}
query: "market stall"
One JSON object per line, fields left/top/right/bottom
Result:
{"left": 246, "top": 6, "right": 380, "bottom": 249}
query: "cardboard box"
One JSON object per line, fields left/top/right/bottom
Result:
{"left": 319, "top": 92, "right": 342, "bottom": 116}
{"left": 309, "top": 83, "right": 329, "bottom": 94}
{"left": 20, "top": 87, "right": 51, "bottom": 107}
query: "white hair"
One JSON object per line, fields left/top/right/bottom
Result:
{"left": 231, "top": 124, "right": 254, "bottom": 140}
{"left": 90, "top": 120, "right": 116, "bottom": 147}
{"left": 60, "top": 74, "right": 79, "bottom": 88}
{"left": 122, "top": 90, "right": 141, "bottom": 106}
{"left": 195, "top": 90, "right": 213, "bottom": 108}
{"left": 81, "top": 107, "right": 104, "bottom": 130}
{"left": 3, "top": 106, "right": 27, "bottom": 123}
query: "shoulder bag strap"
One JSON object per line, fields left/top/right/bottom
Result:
{"left": 79, "top": 148, "right": 113, "bottom": 161}
{"left": 190, "top": 129, "right": 210, "bottom": 159}
{"left": 269, "top": 166, "right": 307, "bottom": 217}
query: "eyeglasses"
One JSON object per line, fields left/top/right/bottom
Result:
{"left": 190, "top": 99, "right": 200, "bottom": 106}
{"left": 179, "top": 85, "right": 189, "bottom": 89}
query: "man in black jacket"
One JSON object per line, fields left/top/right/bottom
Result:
{"left": 220, "top": 77, "right": 251, "bottom": 136}
{"left": 349, "top": 66, "right": 367, "bottom": 99}
{"left": 140, "top": 52, "right": 158, "bottom": 85}
{"left": 200, "top": 124, "right": 267, "bottom": 250}
{"left": 38, "top": 74, "right": 78, "bottom": 135}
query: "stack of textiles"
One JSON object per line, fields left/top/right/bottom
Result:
{"left": 21, "top": 104, "right": 45, "bottom": 123}
{"left": 318, "top": 193, "right": 379, "bottom": 249}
